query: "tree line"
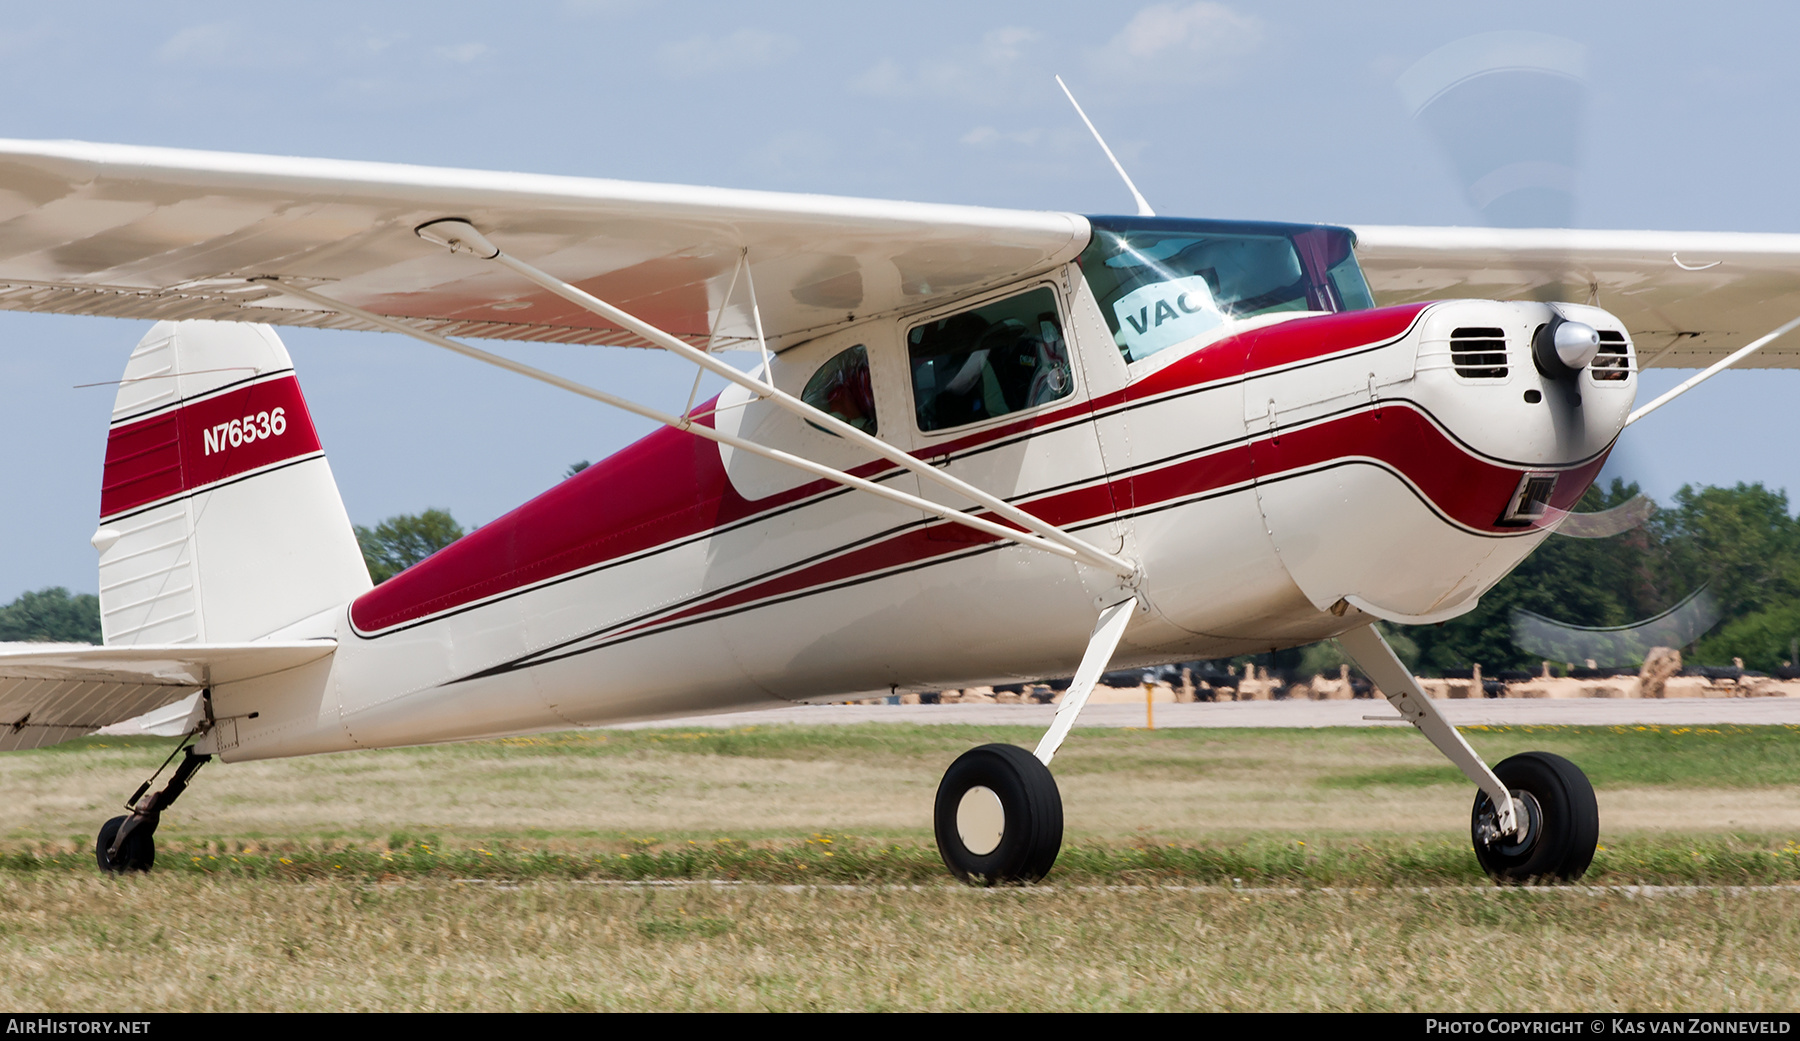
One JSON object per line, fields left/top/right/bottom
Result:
{"left": 5, "top": 478, "right": 1798, "bottom": 673}
{"left": 1408, "top": 480, "right": 1800, "bottom": 673}
{"left": 0, "top": 509, "right": 468, "bottom": 643}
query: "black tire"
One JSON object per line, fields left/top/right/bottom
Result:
{"left": 934, "top": 743, "right": 1063, "bottom": 885}
{"left": 1471, "top": 751, "right": 1598, "bottom": 884}
{"left": 95, "top": 815, "right": 156, "bottom": 875}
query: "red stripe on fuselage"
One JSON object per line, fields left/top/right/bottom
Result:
{"left": 100, "top": 375, "right": 322, "bottom": 520}
{"left": 906, "top": 303, "right": 1432, "bottom": 462}
{"left": 601, "top": 481, "right": 1122, "bottom": 640}
{"left": 603, "top": 402, "right": 1601, "bottom": 645}
{"left": 1247, "top": 406, "right": 1607, "bottom": 526}
{"left": 351, "top": 411, "right": 733, "bottom": 633}
{"left": 348, "top": 303, "right": 1437, "bottom": 635}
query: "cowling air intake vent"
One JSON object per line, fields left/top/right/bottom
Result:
{"left": 1499, "top": 471, "right": 1558, "bottom": 526}
{"left": 1450, "top": 327, "right": 1508, "bottom": 379}
{"left": 1592, "top": 329, "right": 1630, "bottom": 381}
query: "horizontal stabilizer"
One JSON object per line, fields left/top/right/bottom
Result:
{"left": 0, "top": 640, "right": 335, "bottom": 751}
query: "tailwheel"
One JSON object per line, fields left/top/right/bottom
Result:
{"left": 1472, "top": 751, "right": 1599, "bottom": 884}
{"left": 95, "top": 747, "right": 211, "bottom": 877}
{"left": 96, "top": 815, "right": 156, "bottom": 874}
{"left": 934, "top": 743, "right": 1063, "bottom": 885}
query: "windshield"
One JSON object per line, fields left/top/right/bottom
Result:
{"left": 1079, "top": 216, "right": 1373, "bottom": 363}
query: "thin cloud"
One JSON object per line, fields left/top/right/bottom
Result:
{"left": 658, "top": 28, "right": 798, "bottom": 78}
{"left": 960, "top": 126, "right": 1045, "bottom": 147}
{"left": 1088, "top": 2, "right": 1262, "bottom": 84}
{"left": 562, "top": 0, "right": 643, "bottom": 15}
{"left": 744, "top": 129, "right": 838, "bottom": 181}
{"left": 157, "top": 22, "right": 308, "bottom": 69}
{"left": 435, "top": 42, "right": 490, "bottom": 64}
{"left": 336, "top": 31, "right": 402, "bottom": 58}
{"left": 852, "top": 26, "right": 1047, "bottom": 108}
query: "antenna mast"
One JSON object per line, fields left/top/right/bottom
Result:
{"left": 1055, "top": 75, "right": 1155, "bottom": 217}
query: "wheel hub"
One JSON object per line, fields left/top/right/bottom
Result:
{"left": 955, "top": 785, "right": 1006, "bottom": 855}
{"left": 1481, "top": 789, "right": 1543, "bottom": 857}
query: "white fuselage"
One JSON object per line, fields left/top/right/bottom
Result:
{"left": 205, "top": 272, "right": 1634, "bottom": 762}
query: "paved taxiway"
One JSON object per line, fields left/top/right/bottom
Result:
{"left": 613, "top": 697, "right": 1800, "bottom": 730}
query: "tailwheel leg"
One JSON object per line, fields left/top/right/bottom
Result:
{"left": 97, "top": 746, "right": 211, "bottom": 875}
{"left": 933, "top": 596, "right": 1137, "bottom": 885}
{"left": 1337, "top": 623, "right": 1599, "bottom": 884}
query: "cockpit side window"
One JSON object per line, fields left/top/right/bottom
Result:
{"left": 1327, "top": 249, "right": 1375, "bottom": 311}
{"left": 1292, "top": 226, "right": 1375, "bottom": 312}
{"left": 908, "top": 286, "right": 1073, "bottom": 433}
{"left": 801, "top": 344, "right": 877, "bottom": 436}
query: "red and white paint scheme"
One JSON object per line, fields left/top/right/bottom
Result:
{"left": 0, "top": 140, "right": 1792, "bottom": 882}
{"left": 96, "top": 322, "right": 369, "bottom": 648}
{"left": 304, "top": 294, "right": 1621, "bottom": 756}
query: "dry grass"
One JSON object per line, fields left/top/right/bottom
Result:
{"left": 8, "top": 724, "right": 1800, "bottom": 850}
{"left": 6, "top": 723, "right": 1800, "bottom": 1010}
{"left": 4, "top": 876, "right": 1800, "bottom": 1011}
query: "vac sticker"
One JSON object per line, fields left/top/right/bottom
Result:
{"left": 1112, "top": 275, "right": 1224, "bottom": 359}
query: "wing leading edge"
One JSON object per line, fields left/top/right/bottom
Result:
{"left": 1354, "top": 224, "right": 1800, "bottom": 369}
{"left": 0, "top": 139, "right": 1089, "bottom": 353}
{"left": 0, "top": 138, "right": 1789, "bottom": 369}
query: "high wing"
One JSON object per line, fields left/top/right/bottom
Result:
{"left": 1354, "top": 225, "right": 1800, "bottom": 369}
{"left": 0, "top": 138, "right": 1791, "bottom": 368}
{"left": 0, "top": 641, "right": 335, "bottom": 751}
{"left": 0, "top": 139, "right": 1088, "bottom": 352}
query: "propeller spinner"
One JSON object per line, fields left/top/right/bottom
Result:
{"left": 1532, "top": 314, "right": 1601, "bottom": 378}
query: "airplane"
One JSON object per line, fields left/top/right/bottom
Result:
{"left": 0, "top": 132, "right": 1796, "bottom": 887}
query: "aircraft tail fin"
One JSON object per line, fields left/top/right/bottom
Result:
{"left": 94, "top": 321, "right": 371, "bottom": 645}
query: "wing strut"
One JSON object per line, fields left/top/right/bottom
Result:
{"left": 259, "top": 278, "right": 1135, "bottom": 577}
{"left": 1625, "top": 312, "right": 1800, "bottom": 427}
{"left": 405, "top": 219, "right": 1137, "bottom": 579}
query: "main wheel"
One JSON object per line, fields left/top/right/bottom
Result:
{"left": 1471, "top": 751, "right": 1598, "bottom": 883}
{"left": 95, "top": 815, "right": 156, "bottom": 875}
{"left": 934, "top": 743, "right": 1063, "bottom": 885}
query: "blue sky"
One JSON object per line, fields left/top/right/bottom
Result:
{"left": 2, "top": 1, "right": 1797, "bottom": 599}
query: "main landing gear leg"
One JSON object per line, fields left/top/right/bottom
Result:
{"left": 934, "top": 597, "right": 1137, "bottom": 885}
{"left": 97, "top": 744, "right": 212, "bottom": 875}
{"left": 1336, "top": 623, "right": 1598, "bottom": 883}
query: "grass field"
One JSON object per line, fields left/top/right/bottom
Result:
{"left": 5, "top": 722, "right": 1800, "bottom": 1010}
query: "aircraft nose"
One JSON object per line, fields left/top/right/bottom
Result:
{"left": 1402, "top": 300, "right": 1635, "bottom": 477}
